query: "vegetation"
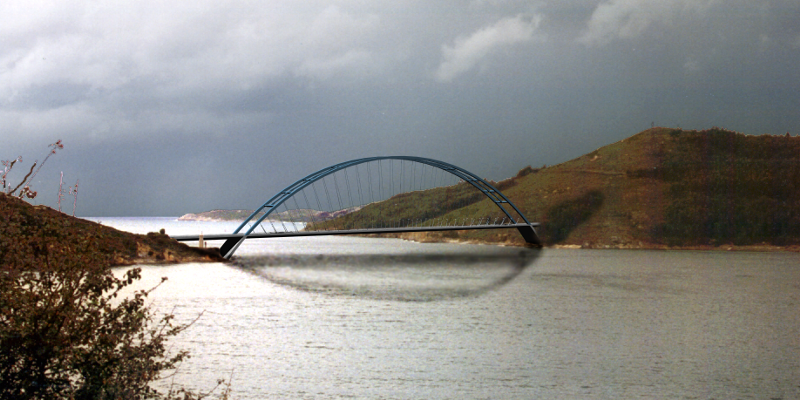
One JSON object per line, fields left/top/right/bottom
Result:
{"left": 541, "top": 190, "right": 604, "bottom": 244}
{"left": 316, "top": 127, "right": 800, "bottom": 249}
{"left": 1, "top": 139, "right": 228, "bottom": 400}
{"left": 2, "top": 140, "right": 64, "bottom": 200}
{"left": 645, "top": 128, "right": 800, "bottom": 245}
{"left": 0, "top": 194, "right": 230, "bottom": 399}
{"left": 0, "top": 253, "right": 187, "bottom": 398}
{"left": 305, "top": 179, "right": 526, "bottom": 232}
{"left": 183, "top": 127, "right": 800, "bottom": 249}
{"left": 0, "top": 195, "right": 224, "bottom": 265}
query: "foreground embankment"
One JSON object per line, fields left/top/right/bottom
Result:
{"left": 0, "top": 194, "right": 225, "bottom": 266}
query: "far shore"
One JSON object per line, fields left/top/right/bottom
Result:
{"left": 174, "top": 216, "right": 800, "bottom": 253}
{"left": 551, "top": 243, "right": 800, "bottom": 252}
{"left": 318, "top": 231, "right": 800, "bottom": 253}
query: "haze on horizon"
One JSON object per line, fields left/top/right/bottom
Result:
{"left": 2, "top": 0, "right": 798, "bottom": 217}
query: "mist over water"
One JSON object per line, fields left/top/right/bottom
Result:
{"left": 100, "top": 218, "right": 800, "bottom": 399}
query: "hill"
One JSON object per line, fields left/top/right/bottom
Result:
{"left": 1, "top": 194, "right": 225, "bottom": 266}
{"left": 178, "top": 209, "right": 258, "bottom": 221}
{"left": 329, "top": 127, "right": 800, "bottom": 250}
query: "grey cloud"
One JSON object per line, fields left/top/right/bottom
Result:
{"left": 3, "top": 82, "right": 93, "bottom": 110}
{"left": 435, "top": 14, "right": 543, "bottom": 82}
{"left": 1, "top": 0, "right": 798, "bottom": 216}
{"left": 577, "top": 0, "right": 718, "bottom": 46}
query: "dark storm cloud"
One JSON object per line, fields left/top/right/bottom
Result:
{"left": 1, "top": 0, "right": 798, "bottom": 216}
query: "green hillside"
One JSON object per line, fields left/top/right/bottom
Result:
{"left": 326, "top": 127, "right": 800, "bottom": 249}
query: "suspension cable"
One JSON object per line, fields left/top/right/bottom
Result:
{"left": 301, "top": 188, "right": 319, "bottom": 230}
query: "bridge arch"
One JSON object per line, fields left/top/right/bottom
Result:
{"left": 220, "top": 156, "right": 539, "bottom": 258}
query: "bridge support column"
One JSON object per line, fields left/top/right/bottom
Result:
{"left": 517, "top": 224, "right": 542, "bottom": 247}
{"left": 220, "top": 237, "right": 242, "bottom": 259}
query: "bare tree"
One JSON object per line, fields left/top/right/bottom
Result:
{"left": 2, "top": 140, "right": 64, "bottom": 200}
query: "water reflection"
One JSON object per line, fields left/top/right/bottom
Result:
{"left": 232, "top": 249, "right": 540, "bottom": 302}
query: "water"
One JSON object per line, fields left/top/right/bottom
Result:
{"left": 95, "top": 217, "right": 800, "bottom": 399}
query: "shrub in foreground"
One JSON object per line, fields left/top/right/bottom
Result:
{"left": 0, "top": 196, "right": 228, "bottom": 399}
{"left": 0, "top": 249, "right": 192, "bottom": 399}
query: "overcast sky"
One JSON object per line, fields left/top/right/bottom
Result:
{"left": 2, "top": 0, "right": 799, "bottom": 216}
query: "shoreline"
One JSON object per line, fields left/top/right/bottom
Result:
{"left": 552, "top": 243, "right": 800, "bottom": 252}
{"left": 166, "top": 216, "right": 800, "bottom": 254}
{"left": 382, "top": 232, "right": 800, "bottom": 253}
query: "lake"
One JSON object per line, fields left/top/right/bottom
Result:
{"left": 95, "top": 217, "right": 800, "bottom": 399}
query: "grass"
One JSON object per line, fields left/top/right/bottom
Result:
{"left": 320, "top": 127, "right": 800, "bottom": 248}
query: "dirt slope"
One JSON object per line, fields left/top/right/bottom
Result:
{"left": 1, "top": 195, "right": 224, "bottom": 267}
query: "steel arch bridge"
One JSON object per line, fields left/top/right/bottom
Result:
{"left": 174, "top": 156, "right": 540, "bottom": 258}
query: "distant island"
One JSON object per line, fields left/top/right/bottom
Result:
{"left": 182, "top": 127, "right": 800, "bottom": 251}
{"left": 178, "top": 209, "right": 257, "bottom": 221}
{"left": 178, "top": 207, "right": 362, "bottom": 222}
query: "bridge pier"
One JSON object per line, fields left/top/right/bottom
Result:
{"left": 219, "top": 237, "right": 240, "bottom": 259}
{"left": 517, "top": 224, "right": 542, "bottom": 246}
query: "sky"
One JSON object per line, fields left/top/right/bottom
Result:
{"left": 2, "top": 0, "right": 799, "bottom": 216}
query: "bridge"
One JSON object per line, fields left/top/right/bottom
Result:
{"left": 173, "top": 156, "right": 540, "bottom": 258}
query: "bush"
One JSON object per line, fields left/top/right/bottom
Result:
{"left": 515, "top": 165, "right": 536, "bottom": 178}
{"left": 0, "top": 194, "right": 227, "bottom": 399}
{"left": 0, "top": 242, "right": 193, "bottom": 399}
{"left": 2, "top": 141, "right": 227, "bottom": 398}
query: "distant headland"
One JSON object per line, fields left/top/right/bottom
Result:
{"left": 178, "top": 209, "right": 255, "bottom": 221}
{"left": 178, "top": 206, "right": 363, "bottom": 222}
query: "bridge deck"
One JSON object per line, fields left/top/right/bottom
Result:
{"left": 171, "top": 223, "right": 540, "bottom": 242}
